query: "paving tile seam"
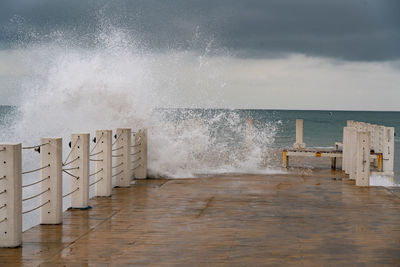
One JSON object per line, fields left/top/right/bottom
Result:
{"left": 384, "top": 188, "right": 400, "bottom": 201}
{"left": 44, "top": 210, "right": 120, "bottom": 263}
{"left": 195, "top": 196, "right": 215, "bottom": 218}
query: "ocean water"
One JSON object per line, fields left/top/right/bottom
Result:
{"left": 1, "top": 105, "right": 399, "bottom": 179}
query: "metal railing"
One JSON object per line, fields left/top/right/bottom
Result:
{"left": 22, "top": 200, "right": 50, "bottom": 215}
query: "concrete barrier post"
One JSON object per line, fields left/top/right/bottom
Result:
{"left": 133, "top": 130, "right": 148, "bottom": 179}
{"left": 293, "top": 119, "right": 306, "bottom": 149}
{"left": 366, "top": 124, "right": 373, "bottom": 150}
{"left": 40, "top": 138, "right": 63, "bottom": 224}
{"left": 375, "top": 126, "right": 384, "bottom": 154}
{"left": 94, "top": 130, "right": 112, "bottom": 197}
{"left": 369, "top": 125, "right": 377, "bottom": 168}
{"left": 383, "top": 127, "right": 395, "bottom": 173}
{"left": 345, "top": 126, "right": 351, "bottom": 174}
{"left": 69, "top": 134, "right": 90, "bottom": 209}
{"left": 114, "top": 128, "right": 131, "bottom": 187}
{"left": 356, "top": 131, "right": 371, "bottom": 187}
{"left": 0, "top": 144, "right": 22, "bottom": 247}
{"left": 372, "top": 125, "right": 379, "bottom": 151}
{"left": 342, "top": 127, "right": 348, "bottom": 172}
{"left": 349, "top": 127, "right": 358, "bottom": 180}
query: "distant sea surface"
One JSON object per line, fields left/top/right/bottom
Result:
{"left": 1, "top": 105, "right": 399, "bottom": 183}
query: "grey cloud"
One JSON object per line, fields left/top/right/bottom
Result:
{"left": 0, "top": 0, "right": 399, "bottom": 61}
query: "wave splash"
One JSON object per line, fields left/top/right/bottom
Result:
{"left": 6, "top": 25, "right": 280, "bottom": 178}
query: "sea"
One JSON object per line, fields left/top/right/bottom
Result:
{"left": 1, "top": 105, "right": 399, "bottom": 182}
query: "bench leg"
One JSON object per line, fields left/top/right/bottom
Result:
{"left": 377, "top": 154, "right": 383, "bottom": 172}
{"left": 331, "top": 157, "right": 337, "bottom": 169}
{"left": 282, "top": 151, "right": 289, "bottom": 168}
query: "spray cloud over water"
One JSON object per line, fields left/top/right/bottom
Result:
{"left": 4, "top": 20, "right": 280, "bottom": 180}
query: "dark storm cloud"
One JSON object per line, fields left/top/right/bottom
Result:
{"left": 0, "top": 0, "right": 399, "bottom": 61}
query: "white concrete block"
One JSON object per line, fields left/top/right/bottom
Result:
{"left": 383, "top": 127, "right": 395, "bottom": 173}
{"left": 0, "top": 144, "right": 22, "bottom": 247}
{"left": 40, "top": 138, "right": 63, "bottom": 224}
{"left": 133, "top": 130, "right": 148, "bottom": 179}
{"left": 348, "top": 127, "right": 357, "bottom": 180}
{"left": 69, "top": 134, "right": 90, "bottom": 209}
{"left": 342, "top": 127, "right": 348, "bottom": 172}
{"left": 94, "top": 130, "right": 112, "bottom": 197}
{"left": 376, "top": 126, "right": 385, "bottom": 154}
{"left": 114, "top": 128, "right": 132, "bottom": 187}
{"left": 356, "top": 131, "right": 371, "bottom": 187}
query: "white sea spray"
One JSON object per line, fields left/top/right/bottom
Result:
{"left": 2, "top": 26, "right": 279, "bottom": 230}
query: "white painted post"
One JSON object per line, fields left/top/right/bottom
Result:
{"left": 368, "top": 124, "right": 375, "bottom": 152}
{"left": 133, "top": 130, "right": 148, "bottom": 179}
{"left": 383, "top": 127, "right": 395, "bottom": 173}
{"left": 69, "top": 134, "right": 90, "bottom": 209}
{"left": 368, "top": 124, "right": 377, "bottom": 168}
{"left": 293, "top": 119, "right": 306, "bottom": 149}
{"left": 376, "top": 126, "right": 385, "bottom": 154}
{"left": 356, "top": 131, "right": 371, "bottom": 187}
{"left": 348, "top": 127, "right": 358, "bottom": 180}
{"left": 372, "top": 125, "right": 380, "bottom": 153}
{"left": 40, "top": 138, "right": 62, "bottom": 224}
{"left": 94, "top": 130, "right": 112, "bottom": 197}
{"left": 114, "top": 128, "right": 131, "bottom": 187}
{"left": 344, "top": 126, "right": 355, "bottom": 175}
{"left": 0, "top": 144, "right": 22, "bottom": 247}
{"left": 342, "top": 127, "right": 348, "bottom": 172}
{"left": 345, "top": 126, "right": 351, "bottom": 175}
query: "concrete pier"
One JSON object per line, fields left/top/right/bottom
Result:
{"left": 1, "top": 172, "right": 400, "bottom": 265}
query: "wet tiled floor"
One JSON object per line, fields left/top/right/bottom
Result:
{"left": 1, "top": 171, "right": 400, "bottom": 266}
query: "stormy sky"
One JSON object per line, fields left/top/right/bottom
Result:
{"left": 0, "top": 0, "right": 400, "bottom": 110}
